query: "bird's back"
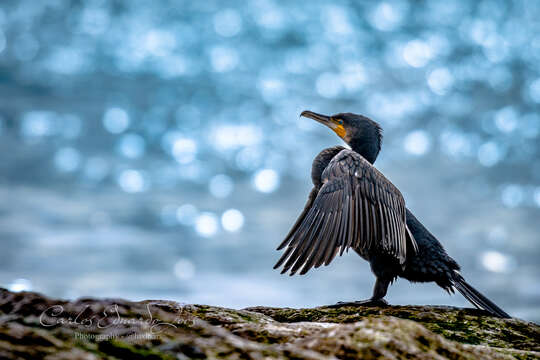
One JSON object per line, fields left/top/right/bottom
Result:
{"left": 311, "top": 146, "right": 346, "bottom": 188}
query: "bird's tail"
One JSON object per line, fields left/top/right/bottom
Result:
{"left": 451, "top": 271, "right": 510, "bottom": 318}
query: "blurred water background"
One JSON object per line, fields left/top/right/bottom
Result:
{"left": 0, "top": 0, "right": 539, "bottom": 321}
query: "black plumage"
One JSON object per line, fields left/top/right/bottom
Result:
{"left": 274, "top": 111, "right": 510, "bottom": 318}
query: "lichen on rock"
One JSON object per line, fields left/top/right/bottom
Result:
{"left": 0, "top": 288, "right": 538, "bottom": 359}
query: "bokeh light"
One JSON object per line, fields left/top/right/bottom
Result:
{"left": 176, "top": 204, "right": 199, "bottom": 226}
{"left": 117, "top": 169, "right": 149, "bottom": 193}
{"left": 103, "top": 107, "right": 130, "bottom": 134}
{"left": 403, "top": 130, "right": 431, "bottom": 156}
{"left": 8, "top": 278, "right": 32, "bottom": 293}
{"left": 174, "top": 259, "right": 196, "bottom": 280}
{"left": 253, "top": 169, "right": 280, "bottom": 193}
{"left": 481, "top": 251, "right": 516, "bottom": 274}
{"left": 221, "top": 209, "right": 245, "bottom": 232}
{"left": 195, "top": 212, "right": 219, "bottom": 237}
{"left": 209, "top": 174, "right": 234, "bottom": 198}
{"left": 117, "top": 134, "right": 146, "bottom": 159}
{"left": 54, "top": 147, "right": 81, "bottom": 173}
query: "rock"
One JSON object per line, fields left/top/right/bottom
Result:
{"left": 0, "top": 288, "right": 537, "bottom": 359}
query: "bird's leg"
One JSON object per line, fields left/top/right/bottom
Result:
{"left": 371, "top": 277, "right": 390, "bottom": 301}
{"left": 327, "top": 278, "right": 390, "bottom": 308}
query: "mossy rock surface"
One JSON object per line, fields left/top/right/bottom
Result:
{"left": 0, "top": 288, "right": 538, "bottom": 359}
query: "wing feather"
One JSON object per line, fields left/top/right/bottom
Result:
{"left": 313, "top": 192, "right": 340, "bottom": 269}
{"left": 321, "top": 204, "right": 342, "bottom": 266}
{"left": 281, "top": 210, "right": 325, "bottom": 274}
{"left": 276, "top": 187, "right": 318, "bottom": 250}
{"left": 369, "top": 202, "right": 378, "bottom": 249}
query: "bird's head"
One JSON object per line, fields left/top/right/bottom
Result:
{"left": 300, "top": 110, "right": 383, "bottom": 163}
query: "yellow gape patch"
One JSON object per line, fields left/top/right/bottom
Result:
{"left": 333, "top": 124, "right": 346, "bottom": 139}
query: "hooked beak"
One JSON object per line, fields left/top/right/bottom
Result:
{"left": 300, "top": 110, "right": 332, "bottom": 127}
{"left": 300, "top": 110, "right": 347, "bottom": 139}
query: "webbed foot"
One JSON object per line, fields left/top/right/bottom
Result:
{"left": 326, "top": 299, "right": 388, "bottom": 308}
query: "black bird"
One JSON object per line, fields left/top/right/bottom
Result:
{"left": 274, "top": 110, "right": 510, "bottom": 318}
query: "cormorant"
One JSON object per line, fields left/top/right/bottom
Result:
{"left": 274, "top": 110, "right": 510, "bottom": 318}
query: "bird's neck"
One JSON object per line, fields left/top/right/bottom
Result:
{"left": 348, "top": 136, "right": 380, "bottom": 164}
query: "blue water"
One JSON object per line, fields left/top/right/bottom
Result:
{"left": 0, "top": 0, "right": 538, "bottom": 322}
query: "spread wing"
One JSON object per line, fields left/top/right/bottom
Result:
{"left": 274, "top": 149, "right": 416, "bottom": 276}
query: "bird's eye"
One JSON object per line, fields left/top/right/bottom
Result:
{"left": 337, "top": 119, "right": 343, "bottom": 125}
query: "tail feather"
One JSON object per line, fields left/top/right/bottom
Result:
{"left": 452, "top": 272, "right": 510, "bottom": 318}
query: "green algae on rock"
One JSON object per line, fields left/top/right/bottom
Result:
{"left": 0, "top": 288, "right": 538, "bottom": 359}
